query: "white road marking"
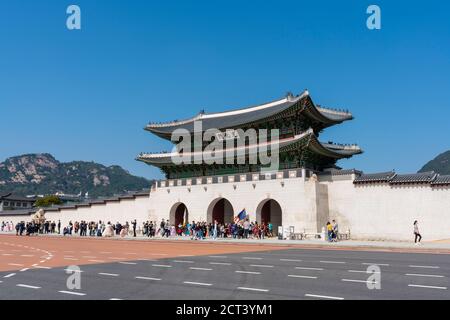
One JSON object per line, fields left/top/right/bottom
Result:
{"left": 135, "top": 276, "right": 161, "bottom": 281}
{"left": 362, "top": 263, "right": 389, "bottom": 266}
{"left": 17, "top": 284, "right": 41, "bottom": 289}
{"left": 118, "top": 262, "right": 137, "bottom": 265}
{"left": 2, "top": 254, "right": 13, "bottom": 256}
{"left": 80, "top": 251, "right": 91, "bottom": 253}
{"left": 8, "top": 263, "right": 24, "bottom": 267}
{"left": 342, "top": 279, "right": 378, "bottom": 284}
{"left": 88, "top": 259, "right": 105, "bottom": 263}
{"left": 288, "top": 275, "right": 317, "bottom": 279}
{"left": 20, "top": 268, "right": 29, "bottom": 272}
{"left": 237, "top": 287, "right": 269, "bottom": 292}
{"left": 20, "top": 254, "right": 34, "bottom": 257}
{"left": 280, "top": 259, "right": 303, "bottom": 262}
{"left": 173, "top": 260, "right": 194, "bottom": 264}
{"left": 295, "top": 267, "right": 324, "bottom": 271}
{"left": 348, "top": 270, "right": 380, "bottom": 274}
{"left": 3, "top": 273, "right": 16, "bottom": 278}
{"left": 33, "top": 266, "right": 51, "bottom": 269}
{"left": 183, "top": 281, "right": 212, "bottom": 286}
{"left": 209, "top": 262, "right": 232, "bottom": 266}
{"left": 58, "top": 290, "right": 86, "bottom": 296}
{"left": 209, "top": 256, "right": 227, "bottom": 258}
{"left": 242, "top": 257, "right": 263, "bottom": 260}
{"left": 249, "top": 264, "right": 274, "bottom": 268}
{"left": 405, "top": 273, "right": 444, "bottom": 278}
{"left": 99, "top": 273, "right": 119, "bottom": 277}
{"left": 190, "top": 267, "right": 212, "bottom": 271}
{"left": 305, "top": 294, "right": 344, "bottom": 300}
{"left": 64, "top": 268, "right": 83, "bottom": 273}
{"left": 408, "top": 284, "right": 447, "bottom": 290}
{"left": 152, "top": 264, "right": 172, "bottom": 268}
{"left": 64, "top": 258, "right": 79, "bottom": 261}
{"left": 235, "top": 271, "right": 261, "bottom": 275}
{"left": 320, "top": 260, "right": 346, "bottom": 264}
{"left": 409, "top": 265, "right": 440, "bottom": 269}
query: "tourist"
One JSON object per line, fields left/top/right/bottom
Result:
{"left": 413, "top": 220, "right": 422, "bottom": 245}
{"left": 132, "top": 219, "right": 137, "bottom": 237}
{"left": 243, "top": 219, "right": 250, "bottom": 239}
{"left": 332, "top": 219, "right": 339, "bottom": 242}
{"left": 326, "top": 222, "right": 333, "bottom": 242}
{"left": 57, "top": 220, "right": 61, "bottom": 234}
{"left": 212, "top": 220, "right": 218, "bottom": 239}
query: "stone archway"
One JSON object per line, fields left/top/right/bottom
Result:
{"left": 256, "top": 199, "right": 282, "bottom": 235}
{"left": 207, "top": 198, "right": 234, "bottom": 224}
{"left": 169, "top": 202, "right": 188, "bottom": 226}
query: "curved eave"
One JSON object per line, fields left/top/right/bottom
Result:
{"left": 145, "top": 91, "right": 353, "bottom": 139}
{"left": 137, "top": 129, "right": 362, "bottom": 167}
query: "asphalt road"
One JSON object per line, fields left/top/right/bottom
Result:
{"left": 1, "top": 246, "right": 449, "bottom": 300}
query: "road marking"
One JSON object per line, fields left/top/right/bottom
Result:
{"left": 237, "top": 287, "right": 268, "bottom": 292}
{"left": 109, "top": 298, "right": 123, "bottom": 300}
{"left": 209, "top": 256, "right": 227, "bottom": 258}
{"left": 319, "top": 260, "right": 346, "bottom": 264}
{"left": 408, "top": 284, "right": 447, "bottom": 290}
{"left": 109, "top": 257, "right": 126, "bottom": 260}
{"left": 288, "top": 275, "right": 317, "bottom": 279}
{"left": 295, "top": 267, "right": 324, "bottom": 271}
{"left": 152, "top": 264, "right": 172, "bottom": 268}
{"left": 151, "top": 253, "right": 168, "bottom": 256}
{"left": 8, "top": 263, "right": 24, "bottom": 267}
{"left": 242, "top": 257, "right": 263, "bottom": 260}
{"left": 342, "top": 279, "right": 378, "bottom": 284}
{"left": 305, "top": 294, "right": 344, "bottom": 300}
{"left": 3, "top": 273, "right": 16, "bottom": 278}
{"left": 362, "top": 263, "right": 389, "bottom": 266}
{"left": 20, "top": 268, "right": 29, "bottom": 272}
{"left": 348, "top": 270, "right": 380, "bottom": 274}
{"left": 405, "top": 273, "right": 444, "bottom": 278}
{"left": 82, "top": 256, "right": 97, "bottom": 259}
{"left": 183, "top": 281, "right": 212, "bottom": 286}
{"left": 1, "top": 253, "right": 13, "bottom": 256}
{"left": 88, "top": 259, "right": 105, "bottom": 263}
{"left": 173, "top": 260, "right": 194, "bottom": 264}
{"left": 190, "top": 267, "right": 212, "bottom": 271}
{"left": 280, "top": 259, "right": 302, "bottom": 262}
{"left": 33, "top": 266, "right": 51, "bottom": 269}
{"left": 99, "top": 273, "right": 119, "bottom": 277}
{"left": 64, "top": 268, "right": 83, "bottom": 273}
{"left": 209, "top": 262, "right": 232, "bottom": 266}
{"left": 249, "top": 264, "right": 274, "bottom": 268}
{"left": 17, "top": 284, "right": 41, "bottom": 289}
{"left": 118, "top": 262, "right": 137, "bottom": 265}
{"left": 20, "top": 254, "right": 34, "bottom": 257}
{"left": 235, "top": 271, "right": 261, "bottom": 275}
{"left": 58, "top": 290, "right": 86, "bottom": 296}
{"left": 64, "top": 257, "right": 79, "bottom": 261}
{"left": 135, "top": 276, "right": 161, "bottom": 281}
{"left": 409, "top": 265, "right": 440, "bottom": 269}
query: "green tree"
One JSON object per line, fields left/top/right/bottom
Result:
{"left": 34, "top": 195, "right": 63, "bottom": 208}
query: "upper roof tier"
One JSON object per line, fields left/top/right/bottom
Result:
{"left": 145, "top": 90, "right": 353, "bottom": 139}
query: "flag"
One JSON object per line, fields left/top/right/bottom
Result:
{"left": 234, "top": 209, "right": 247, "bottom": 223}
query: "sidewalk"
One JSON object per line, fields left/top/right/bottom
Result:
{"left": 2, "top": 231, "right": 450, "bottom": 253}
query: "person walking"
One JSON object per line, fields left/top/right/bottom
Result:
{"left": 413, "top": 220, "right": 422, "bottom": 245}
{"left": 213, "top": 220, "right": 218, "bottom": 240}
{"left": 132, "top": 219, "right": 137, "bottom": 237}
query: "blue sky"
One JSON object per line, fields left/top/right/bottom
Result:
{"left": 0, "top": 0, "right": 449, "bottom": 179}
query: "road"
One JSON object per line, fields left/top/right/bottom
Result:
{"left": 0, "top": 235, "right": 449, "bottom": 300}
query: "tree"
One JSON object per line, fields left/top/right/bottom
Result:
{"left": 34, "top": 195, "right": 63, "bottom": 208}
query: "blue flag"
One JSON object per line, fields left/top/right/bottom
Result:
{"left": 236, "top": 209, "right": 247, "bottom": 222}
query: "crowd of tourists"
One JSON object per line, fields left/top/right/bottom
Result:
{"left": 142, "top": 218, "right": 275, "bottom": 240}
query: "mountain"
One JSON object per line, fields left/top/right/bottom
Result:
{"left": 0, "top": 153, "right": 152, "bottom": 198}
{"left": 418, "top": 150, "right": 450, "bottom": 175}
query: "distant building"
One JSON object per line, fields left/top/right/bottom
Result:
{"left": 0, "top": 193, "right": 35, "bottom": 211}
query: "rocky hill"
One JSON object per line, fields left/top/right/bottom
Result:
{"left": 0, "top": 153, "right": 151, "bottom": 198}
{"left": 418, "top": 150, "right": 450, "bottom": 175}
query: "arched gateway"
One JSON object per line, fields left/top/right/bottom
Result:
{"left": 256, "top": 199, "right": 282, "bottom": 235}
{"left": 207, "top": 198, "right": 234, "bottom": 224}
{"left": 169, "top": 202, "right": 188, "bottom": 226}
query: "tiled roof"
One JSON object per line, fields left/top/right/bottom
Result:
{"left": 319, "top": 169, "right": 362, "bottom": 176}
{"left": 431, "top": 175, "right": 450, "bottom": 186}
{"left": 354, "top": 171, "right": 396, "bottom": 184}
{"left": 389, "top": 171, "right": 437, "bottom": 184}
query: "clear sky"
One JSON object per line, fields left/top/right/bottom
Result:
{"left": 1, "top": 0, "right": 449, "bottom": 179}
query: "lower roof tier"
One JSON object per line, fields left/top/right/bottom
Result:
{"left": 137, "top": 128, "right": 362, "bottom": 178}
